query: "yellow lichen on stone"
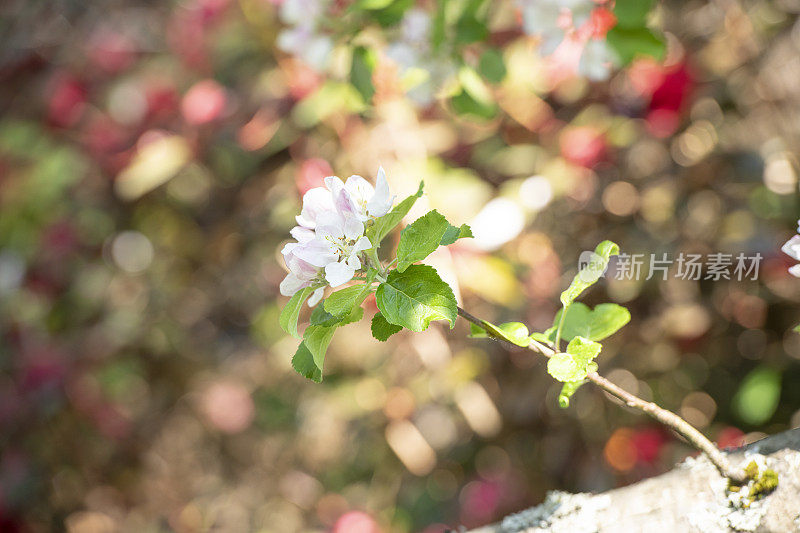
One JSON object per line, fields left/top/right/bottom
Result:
{"left": 748, "top": 469, "right": 779, "bottom": 500}
{"left": 743, "top": 460, "right": 759, "bottom": 480}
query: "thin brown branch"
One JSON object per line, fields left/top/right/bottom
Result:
{"left": 455, "top": 306, "right": 748, "bottom": 484}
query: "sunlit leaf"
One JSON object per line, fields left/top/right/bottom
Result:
{"left": 560, "top": 241, "right": 620, "bottom": 307}
{"left": 325, "top": 285, "right": 368, "bottom": 316}
{"left": 367, "top": 181, "right": 424, "bottom": 250}
{"left": 376, "top": 265, "right": 457, "bottom": 331}
{"left": 440, "top": 223, "right": 473, "bottom": 245}
{"left": 396, "top": 210, "right": 450, "bottom": 272}
{"left": 552, "top": 302, "right": 631, "bottom": 342}
{"left": 558, "top": 380, "right": 586, "bottom": 408}
{"left": 279, "top": 286, "right": 316, "bottom": 338}
{"left": 547, "top": 337, "right": 602, "bottom": 382}
{"left": 468, "top": 320, "right": 530, "bottom": 347}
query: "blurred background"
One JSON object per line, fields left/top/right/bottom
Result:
{"left": 1, "top": 0, "right": 800, "bottom": 531}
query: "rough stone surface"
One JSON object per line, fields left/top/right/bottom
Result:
{"left": 469, "top": 429, "right": 800, "bottom": 533}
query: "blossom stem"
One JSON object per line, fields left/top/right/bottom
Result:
{"left": 455, "top": 306, "right": 748, "bottom": 485}
{"left": 366, "top": 248, "right": 382, "bottom": 271}
{"left": 554, "top": 304, "right": 568, "bottom": 351}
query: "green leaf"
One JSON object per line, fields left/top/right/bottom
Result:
{"left": 303, "top": 324, "right": 337, "bottom": 377}
{"left": 733, "top": 367, "right": 781, "bottom": 426}
{"left": 468, "top": 323, "right": 489, "bottom": 338}
{"left": 560, "top": 240, "right": 620, "bottom": 307}
{"left": 440, "top": 223, "right": 473, "bottom": 245}
{"left": 613, "top": 0, "right": 654, "bottom": 28}
{"left": 292, "top": 342, "right": 322, "bottom": 382}
{"left": 606, "top": 26, "right": 665, "bottom": 65}
{"left": 279, "top": 286, "right": 316, "bottom": 339}
{"left": 371, "top": 312, "right": 403, "bottom": 341}
{"left": 547, "top": 336, "right": 602, "bottom": 382}
{"left": 396, "top": 210, "right": 450, "bottom": 272}
{"left": 367, "top": 181, "right": 424, "bottom": 250}
{"left": 468, "top": 320, "right": 530, "bottom": 347}
{"left": 552, "top": 302, "right": 631, "bottom": 342}
{"left": 478, "top": 48, "right": 506, "bottom": 84}
{"left": 325, "top": 285, "right": 367, "bottom": 316}
{"left": 530, "top": 332, "right": 554, "bottom": 345}
{"left": 794, "top": 323, "right": 800, "bottom": 334}
{"left": 558, "top": 380, "right": 586, "bottom": 408}
{"left": 375, "top": 264, "right": 457, "bottom": 332}
{"left": 310, "top": 304, "right": 341, "bottom": 327}
{"left": 350, "top": 46, "right": 377, "bottom": 103}
{"left": 311, "top": 302, "right": 364, "bottom": 327}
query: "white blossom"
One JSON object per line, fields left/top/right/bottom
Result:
{"left": 781, "top": 220, "right": 800, "bottom": 277}
{"left": 279, "top": 242, "right": 325, "bottom": 305}
{"left": 280, "top": 167, "right": 394, "bottom": 300}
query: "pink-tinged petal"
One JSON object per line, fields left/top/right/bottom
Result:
{"left": 308, "top": 287, "right": 324, "bottom": 307}
{"left": 285, "top": 253, "right": 318, "bottom": 279}
{"left": 293, "top": 240, "right": 338, "bottom": 267}
{"left": 367, "top": 166, "right": 394, "bottom": 217}
{"left": 280, "top": 273, "right": 308, "bottom": 296}
{"left": 281, "top": 242, "right": 299, "bottom": 257}
{"left": 324, "top": 175, "right": 345, "bottom": 195}
{"left": 333, "top": 187, "right": 359, "bottom": 219}
{"left": 325, "top": 261, "right": 355, "bottom": 287}
{"left": 290, "top": 226, "right": 315, "bottom": 243}
{"left": 796, "top": 219, "right": 800, "bottom": 233}
{"left": 342, "top": 216, "right": 364, "bottom": 241}
{"left": 297, "top": 187, "right": 334, "bottom": 229}
{"left": 352, "top": 235, "right": 372, "bottom": 253}
{"left": 782, "top": 235, "right": 800, "bottom": 261}
{"left": 790, "top": 264, "right": 800, "bottom": 278}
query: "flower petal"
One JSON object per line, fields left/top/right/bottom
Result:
{"left": 290, "top": 226, "right": 315, "bottom": 243}
{"left": 366, "top": 166, "right": 394, "bottom": 217}
{"left": 308, "top": 287, "right": 324, "bottom": 307}
{"left": 782, "top": 235, "right": 800, "bottom": 261}
{"left": 333, "top": 187, "right": 359, "bottom": 219}
{"left": 352, "top": 235, "right": 372, "bottom": 253}
{"left": 325, "top": 261, "right": 355, "bottom": 287}
{"left": 293, "top": 239, "right": 338, "bottom": 267}
{"left": 280, "top": 273, "right": 307, "bottom": 296}
{"left": 344, "top": 175, "right": 374, "bottom": 205}
{"left": 342, "top": 216, "right": 365, "bottom": 241}
{"left": 346, "top": 254, "right": 361, "bottom": 271}
{"left": 297, "top": 187, "right": 334, "bottom": 229}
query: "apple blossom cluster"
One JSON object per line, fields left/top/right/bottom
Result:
{"left": 280, "top": 168, "right": 395, "bottom": 306}
{"left": 781, "top": 219, "right": 800, "bottom": 277}
{"left": 516, "top": 0, "right": 618, "bottom": 81}
{"left": 276, "top": 0, "right": 333, "bottom": 71}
